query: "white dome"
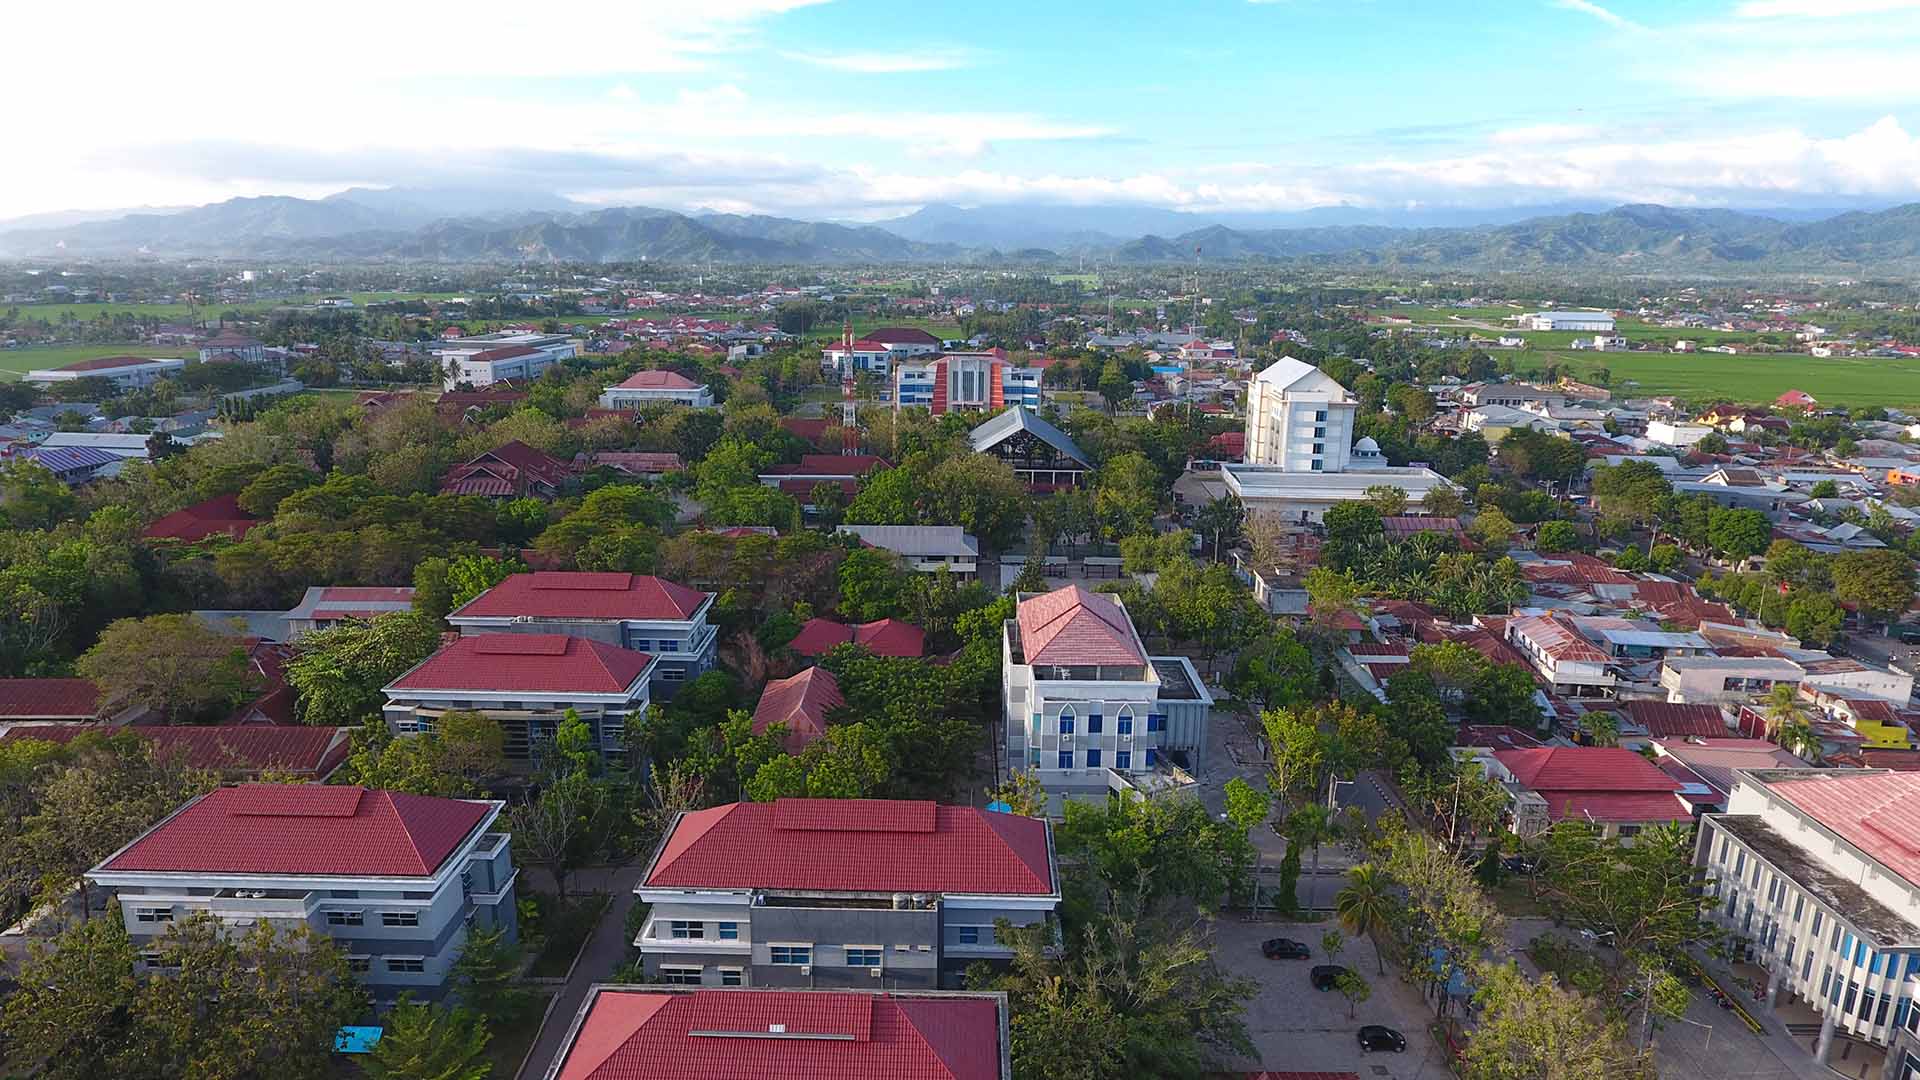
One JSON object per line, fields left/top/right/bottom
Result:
{"left": 1354, "top": 436, "right": 1381, "bottom": 452}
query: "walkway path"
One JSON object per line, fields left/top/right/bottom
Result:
{"left": 516, "top": 863, "right": 647, "bottom": 1080}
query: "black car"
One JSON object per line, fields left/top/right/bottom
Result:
{"left": 1262, "top": 937, "right": 1310, "bottom": 959}
{"left": 1310, "top": 964, "right": 1349, "bottom": 991}
{"left": 1358, "top": 1025, "right": 1407, "bottom": 1053}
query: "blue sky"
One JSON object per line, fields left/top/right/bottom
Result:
{"left": 8, "top": 0, "right": 1920, "bottom": 220}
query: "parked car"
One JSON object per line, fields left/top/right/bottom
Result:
{"left": 1358, "top": 1025, "right": 1407, "bottom": 1053}
{"left": 1310, "top": 964, "right": 1349, "bottom": 991}
{"left": 1261, "top": 937, "right": 1310, "bottom": 960}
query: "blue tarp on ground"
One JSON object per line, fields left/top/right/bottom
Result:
{"left": 335, "top": 1027, "right": 383, "bottom": 1054}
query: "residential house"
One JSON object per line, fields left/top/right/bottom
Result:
{"left": 141, "top": 494, "right": 260, "bottom": 543}
{"left": 1661, "top": 656, "right": 1806, "bottom": 705}
{"left": 750, "top": 667, "right": 845, "bottom": 753}
{"left": 86, "top": 784, "right": 517, "bottom": 1002}
{"left": 787, "top": 617, "right": 926, "bottom": 658}
{"left": 0, "top": 725, "right": 353, "bottom": 781}
{"left": 7, "top": 444, "right": 123, "bottom": 483}
{"left": 438, "top": 441, "right": 573, "bottom": 499}
{"left": 446, "top": 571, "right": 717, "bottom": 698}
{"left": 1001, "top": 585, "right": 1213, "bottom": 814}
{"left": 836, "top": 525, "right": 980, "bottom": 581}
{"left": 382, "top": 634, "right": 655, "bottom": 763}
{"left": 1483, "top": 746, "right": 1691, "bottom": 839}
{"left": 633, "top": 798, "right": 1059, "bottom": 989}
{"left": 759, "top": 455, "right": 891, "bottom": 510}
{"left": 598, "top": 370, "right": 715, "bottom": 410}
{"left": 543, "top": 986, "right": 1010, "bottom": 1080}
{"left": 283, "top": 586, "right": 417, "bottom": 638}
{"left": 576, "top": 452, "right": 684, "bottom": 480}
{"left": 1505, "top": 614, "right": 1616, "bottom": 699}
{"left": 1648, "top": 737, "right": 1806, "bottom": 809}
{"left": 0, "top": 678, "right": 105, "bottom": 723}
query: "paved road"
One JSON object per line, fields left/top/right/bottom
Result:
{"left": 516, "top": 864, "right": 647, "bottom": 1080}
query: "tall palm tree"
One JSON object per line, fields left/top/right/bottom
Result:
{"left": 1336, "top": 862, "right": 1395, "bottom": 975}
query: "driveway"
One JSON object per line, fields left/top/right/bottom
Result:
{"left": 517, "top": 864, "right": 647, "bottom": 1080}
{"left": 1211, "top": 916, "right": 1450, "bottom": 1078}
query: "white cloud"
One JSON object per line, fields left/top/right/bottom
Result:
{"left": 1735, "top": 0, "right": 1920, "bottom": 16}
{"left": 779, "top": 50, "right": 970, "bottom": 73}
{"left": 1551, "top": 0, "right": 1644, "bottom": 30}
{"left": 607, "top": 83, "right": 637, "bottom": 100}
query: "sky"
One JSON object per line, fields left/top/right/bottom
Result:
{"left": 10, "top": 0, "right": 1920, "bottom": 222}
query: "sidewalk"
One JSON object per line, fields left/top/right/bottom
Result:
{"left": 516, "top": 863, "right": 647, "bottom": 1080}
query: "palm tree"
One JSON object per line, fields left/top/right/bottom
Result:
{"left": 1764, "top": 684, "right": 1819, "bottom": 761}
{"left": 1336, "top": 863, "right": 1395, "bottom": 975}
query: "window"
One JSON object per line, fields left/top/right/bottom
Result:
{"left": 141, "top": 951, "right": 165, "bottom": 968}
{"left": 347, "top": 956, "right": 371, "bottom": 973}
{"left": 719, "top": 968, "right": 744, "bottom": 986}
{"left": 718, "top": 922, "right": 739, "bottom": 941}
{"left": 958, "top": 926, "right": 980, "bottom": 946}
{"left": 387, "top": 957, "right": 426, "bottom": 974}
{"left": 327, "top": 910, "right": 364, "bottom": 927}
{"left": 1115, "top": 750, "right": 1132, "bottom": 770}
{"left": 660, "top": 668, "right": 686, "bottom": 682}
{"left": 1086, "top": 748, "right": 1102, "bottom": 767}
{"left": 1315, "top": 410, "right": 1328, "bottom": 422}
{"left": 1718, "top": 836, "right": 1729, "bottom": 862}
{"left": 1617, "top": 825, "right": 1642, "bottom": 838}
{"left": 845, "top": 947, "right": 883, "bottom": 968}
{"left": 1734, "top": 851, "right": 1747, "bottom": 876}
{"left": 1147, "top": 714, "right": 1166, "bottom": 733}
{"left": 1058, "top": 716, "right": 1075, "bottom": 735}
{"left": 670, "top": 920, "right": 704, "bottom": 940}
{"left": 1803, "top": 951, "right": 1814, "bottom": 982}
{"left": 1794, "top": 896, "right": 1805, "bottom": 922}
{"left": 628, "top": 639, "right": 652, "bottom": 651}
{"left": 770, "top": 945, "right": 812, "bottom": 966}
{"left": 1312, "top": 443, "right": 1324, "bottom": 455}
{"left": 135, "top": 907, "right": 173, "bottom": 923}
{"left": 1846, "top": 981, "right": 1860, "bottom": 1014}
{"left": 1057, "top": 749, "right": 1074, "bottom": 770}
{"left": 382, "top": 911, "right": 420, "bottom": 928}
{"left": 660, "top": 966, "right": 703, "bottom": 985}
{"left": 1086, "top": 714, "right": 1103, "bottom": 734}
{"left": 1117, "top": 716, "right": 1133, "bottom": 735}
{"left": 1812, "top": 910, "right": 1824, "bottom": 937}
{"left": 1311, "top": 461, "right": 1324, "bottom": 471}
{"left": 1145, "top": 748, "right": 1159, "bottom": 767}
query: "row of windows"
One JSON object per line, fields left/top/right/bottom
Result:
{"left": 767, "top": 943, "right": 934, "bottom": 966}
{"left": 1052, "top": 748, "right": 1154, "bottom": 770}
{"left": 659, "top": 966, "right": 744, "bottom": 986}
{"left": 1056, "top": 714, "right": 1166, "bottom": 735}
{"left": 139, "top": 907, "right": 420, "bottom": 928}
{"left": 626, "top": 639, "right": 683, "bottom": 653}
{"left": 668, "top": 920, "right": 740, "bottom": 940}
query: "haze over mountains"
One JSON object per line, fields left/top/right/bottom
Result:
{"left": 2, "top": 187, "right": 1917, "bottom": 272}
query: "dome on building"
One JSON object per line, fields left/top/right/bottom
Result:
{"left": 1353, "top": 436, "right": 1380, "bottom": 453}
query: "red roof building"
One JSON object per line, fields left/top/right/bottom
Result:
{"left": 1624, "top": 701, "right": 1729, "bottom": 738}
{"left": 1014, "top": 585, "right": 1146, "bottom": 667}
{"left": 142, "top": 494, "right": 260, "bottom": 543}
{"left": 93, "top": 784, "right": 496, "bottom": 878}
{"left": 438, "top": 440, "right": 572, "bottom": 499}
{"left": 750, "top": 667, "right": 845, "bottom": 752}
{"left": 0, "top": 724, "right": 351, "bottom": 779}
{"left": 450, "top": 572, "right": 709, "bottom": 622}
{"left": 1488, "top": 747, "right": 1689, "bottom": 835}
{"left": 643, "top": 799, "right": 1055, "bottom": 897}
{"left": 0, "top": 678, "right": 103, "bottom": 720}
{"left": 787, "top": 617, "right": 926, "bottom": 658}
{"left": 389, "top": 634, "right": 654, "bottom": 696}
{"left": 551, "top": 987, "right": 1008, "bottom": 1080}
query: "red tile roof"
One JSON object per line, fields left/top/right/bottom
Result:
{"left": 1764, "top": 771, "right": 1920, "bottom": 886}
{"left": 860, "top": 327, "right": 941, "bottom": 346}
{"left": 0, "top": 678, "right": 101, "bottom": 719}
{"left": 97, "top": 785, "right": 493, "bottom": 877}
{"left": 1538, "top": 792, "right": 1696, "bottom": 823}
{"left": 788, "top": 617, "right": 927, "bottom": 658}
{"left": 0, "top": 724, "right": 350, "bottom": 778}
{"left": 554, "top": 988, "right": 1002, "bottom": 1080}
{"left": 1455, "top": 725, "right": 1546, "bottom": 750}
{"left": 1017, "top": 585, "right": 1145, "bottom": 667}
{"left": 1507, "top": 614, "right": 1611, "bottom": 664}
{"left": 57, "top": 354, "right": 178, "bottom": 372}
{"left": 1520, "top": 554, "right": 1634, "bottom": 586}
{"left": 1492, "top": 746, "right": 1687, "bottom": 822}
{"left": 141, "top": 494, "right": 259, "bottom": 542}
{"left": 389, "top": 634, "right": 654, "bottom": 694}
{"left": 438, "top": 440, "right": 572, "bottom": 498}
{"left": 613, "top": 370, "right": 703, "bottom": 390}
{"left": 451, "top": 572, "right": 708, "bottom": 622}
{"left": 1624, "top": 701, "right": 1728, "bottom": 738}
{"left": 645, "top": 800, "right": 1054, "bottom": 896}
{"left": 751, "top": 668, "right": 845, "bottom": 752}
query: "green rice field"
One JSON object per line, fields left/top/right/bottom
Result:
{"left": 1552, "top": 350, "right": 1920, "bottom": 409}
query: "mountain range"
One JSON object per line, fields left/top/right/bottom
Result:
{"left": 4, "top": 189, "right": 1920, "bottom": 272}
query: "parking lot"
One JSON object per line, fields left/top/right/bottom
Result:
{"left": 1210, "top": 916, "right": 1454, "bottom": 1078}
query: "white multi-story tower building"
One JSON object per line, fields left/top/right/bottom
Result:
{"left": 1244, "top": 356, "right": 1359, "bottom": 471}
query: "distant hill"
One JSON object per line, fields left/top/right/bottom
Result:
{"left": 3, "top": 193, "right": 1920, "bottom": 270}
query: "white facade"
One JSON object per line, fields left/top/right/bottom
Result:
{"left": 1521, "top": 311, "right": 1616, "bottom": 332}
{"left": 435, "top": 333, "right": 576, "bottom": 390}
{"left": 1245, "top": 356, "right": 1358, "bottom": 471}
{"left": 1661, "top": 656, "right": 1805, "bottom": 705}
{"left": 598, "top": 378, "right": 715, "bottom": 410}
{"left": 1647, "top": 420, "right": 1714, "bottom": 448}
{"left": 25, "top": 357, "right": 185, "bottom": 387}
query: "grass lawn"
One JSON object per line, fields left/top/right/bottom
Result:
{"left": 5, "top": 292, "right": 478, "bottom": 326}
{"left": 0, "top": 343, "right": 194, "bottom": 380}
{"left": 527, "top": 892, "right": 612, "bottom": 978}
{"left": 1550, "top": 349, "right": 1920, "bottom": 408}
{"left": 803, "top": 316, "right": 962, "bottom": 342}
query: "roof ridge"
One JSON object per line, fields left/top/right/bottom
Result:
{"left": 383, "top": 790, "right": 434, "bottom": 875}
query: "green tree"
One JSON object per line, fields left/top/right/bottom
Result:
{"left": 1322, "top": 501, "right": 1383, "bottom": 548}
{"left": 75, "top": 614, "right": 258, "bottom": 723}
{"left": 837, "top": 547, "right": 911, "bottom": 621}
{"left": 1334, "top": 969, "right": 1371, "bottom": 1020}
{"left": 1097, "top": 359, "right": 1132, "bottom": 410}
{"left": 508, "top": 770, "right": 608, "bottom": 902}
{"left": 1226, "top": 628, "right": 1316, "bottom": 712}
{"left": 989, "top": 768, "right": 1048, "bottom": 817}
{"left": 1707, "top": 507, "right": 1772, "bottom": 565}
{"left": 1467, "top": 662, "right": 1543, "bottom": 730}
{"left": 1336, "top": 863, "right": 1394, "bottom": 974}
{"left": 1470, "top": 507, "right": 1516, "bottom": 550}
{"left": 1364, "top": 485, "right": 1409, "bottom": 516}
{"left": 1832, "top": 548, "right": 1916, "bottom": 630}
{"left": 1534, "top": 519, "right": 1579, "bottom": 553}
{"left": 1589, "top": 460, "right": 1672, "bottom": 534}
{"left": 235, "top": 463, "right": 319, "bottom": 518}
{"left": 1534, "top": 821, "right": 1707, "bottom": 985}
{"left": 363, "top": 997, "right": 492, "bottom": 1080}
{"left": 284, "top": 611, "right": 444, "bottom": 726}
{"left": 0, "top": 909, "right": 140, "bottom": 1080}
{"left": 1462, "top": 963, "right": 1655, "bottom": 1080}
{"left": 0, "top": 458, "right": 76, "bottom": 529}
{"left": 1093, "top": 452, "right": 1162, "bottom": 540}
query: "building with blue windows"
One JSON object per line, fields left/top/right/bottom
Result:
{"left": 1697, "top": 768, "right": 1920, "bottom": 1078}
{"left": 1001, "top": 585, "right": 1213, "bottom": 816}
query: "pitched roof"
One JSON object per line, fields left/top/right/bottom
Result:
{"left": 861, "top": 327, "right": 942, "bottom": 346}
{"left": 1507, "top": 614, "right": 1611, "bottom": 664}
{"left": 450, "top": 572, "right": 709, "bottom": 622}
{"left": 55, "top": 354, "right": 181, "bottom": 372}
{"left": 836, "top": 525, "right": 979, "bottom": 558}
{"left": 0, "top": 724, "right": 351, "bottom": 778}
{"left": 285, "top": 585, "right": 416, "bottom": 621}
{"left": 1763, "top": 771, "right": 1920, "bottom": 887}
{"left": 388, "top": 634, "right": 654, "bottom": 695}
{"left": 645, "top": 800, "right": 1054, "bottom": 896}
{"left": 788, "top": 617, "right": 927, "bottom": 658}
{"left": 967, "top": 405, "right": 1090, "bottom": 468}
{"left": 554, "top": 988, "right": 1003, "bottom": 1080}
{"left": 1493, "top": 746, "right": 1684, "bottom": 796}
{"left": 1624, "top": 701, "right": 1728, "bottom": 738}
{"left": 613, "top": 369, "right": 704, "bottom": 390}
{"left": 1016, "top": 585, "right": 1146, "bottom": 667}
{"left": 142, "top": 493, "right": 259, "bottom": 542}
{"left": 95, "top": 785, "right": 493, "bottom": 878}
{"left": 751, "top": 668, "right": 845, "bottom": 752}
{"left": 0, "top": 678, "right": 101, "bottom": 719}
